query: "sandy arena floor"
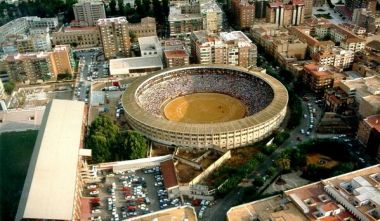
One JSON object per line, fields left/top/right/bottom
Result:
{"left": 163, "top": 93, "right": 246, "bottom": 123}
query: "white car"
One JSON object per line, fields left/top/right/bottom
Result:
{"left": 87, "top": 185, "right": 97, "bottom": 189}
{"left": 91, "top": 209, "right": 101, "bottom": 214}
{"left": 89, "top": 190, "right": 99, "bottom": 196}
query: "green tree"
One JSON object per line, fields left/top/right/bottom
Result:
{"left": 124, "top": 3, "right": 135, "bottom": 16}
{"left": 117, "top": 0, "right": 124, "bottom": 15}
{"left": 109, "top": 0, "right": 117, "bottom": 16}
{"left": 3, "top": 80, "right": 15, "bottom": 95}
{"left": 262, "top": 144, "right": 277, "bottom": 155}
{"left": 142, "top": 0, "right": 151, "bottom": 17}
{"left": 122, "top": 130, "right": 148, "bottom": 159}
{"left": 266, "top": 166, "right": 277, "bottom": 176}
{"left": 135, "top": 0, "right": 145, "bottom": 17}
{"left": 273, "top": 131, "right": 290, "bottom": 145}
{"left": 255, "top": 152, "right": 266, "bottom": 162}
{"left": 86, "top": 115, "right": 120, "bottom": 163}
{"left": 152, "top": 0, "right": 163, "bottom": 24}
{"left": 162, "top": 0, "right": 169, "bottom": 16}
{"left": 276, "top": 153, "right": 291, "bottom": 173}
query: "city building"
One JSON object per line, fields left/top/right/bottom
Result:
{"left": 346, "top": 0, "right": 377, "bottom": 14}
{"left": 164, "top": 49, "right": 189, "bottom": 68}
{"left": 0, "top": 107, "right": 46, "bottom": 132}
{"left": 128, "top": 206, "right": 197, "bottom": 221}
{"left": 200, "top": 0, "right": 223, "bottom": 33}
{"left": 339, "top": 76, "right": 380, "bottom": 117}
{"left": 168, "top": 4, "right": 203, "bottom": 38}
{"left": 138, "top": 36, "right": 162, "bottom": 59}
{"left": 15, "top": 99, "right": 87, "bottom": 221}
{"left": 2, "top": 45, "right": 74, "bottom": 82}
{"left": 231, "top": 0, "right": 255, "bottom": 29}
{"left": 312, "top": 48, "right": 354, "bottom": 69}
{"left": 97, "top": 17, "right": 131, "bottom": 59}
{"left": 266, "top": 1, "right": 305, "bottom": 27}
{"left": 109, "top": 55, "right": 163, "bottom": 77}
{"left": 73, "top": 0, "right": 106, "bottom": 26}
{"left": 357, "top": 115, "right": 380, "bottom": 156}
{"left": 227, "top": 165, "right": 380, "bottom": 221}
{"left": 1, "top": 32, "right": 51, "bottom": 55}
{"left": 190, "top": 30, "right": 257, "bottom": 68}
{"left": 127, "top": 17, "right": 157, "bottom": 39}
{"left": 324, "top": 87, "right": 355, "bottom": 114}
{"left": 51, "top": 26, "right": 101, "bottom": 49}
{"left": 0, "top": 16, "right": 58, "bottom": 43}
{"left": 352, "top": 8, "right": 379, "bottom": 33}
{"left": 255, "top": 0, "right": 269, "bottom": 19}
{"left": 304, "top": 0, "right": 313, "bottom": 18}
{"left": 303, "top": 63, "right": 334, "bottom": 93}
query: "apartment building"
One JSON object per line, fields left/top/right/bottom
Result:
{"left": 169, "top": 4, "right": 203, "bottom": 38}
{"left": 328, "top": 24, "right": 366, "bottom": 52}
{"left": 97, "top": 17, "right": 131, "bottom": 59}
{"left": 51, "top": 26, "right": 101, "bottom": 49}
{"left": 231, "top": 0, "right": 255, "bottom": 29}
{"left": 304, "top": 0, "right": 313, "bottom": 18}
{"left": 312, "top": 48, "right": 354, "bottom": 69}
{"left": 357, "top": 115, "right": 380, "bottom": 156}
{"left": 227, "top": 165, "right": 380, "bottom": 221}
{"left": 164, "top": 49, "right": 189, "bottom": 68}
{"left": 190, "top": 30, "right": 257, "bottom": 68}
{"left": 303, "top": 63, "right": 334, "bottom": 93}
{"left": 324, "top": 87, "right": 355, "bottom": 113}
{"left": 0, "top": 16, "right": 58, "bottom": 43}
{"left": 2, "top": 45, "right": 73, "bottom": 82}
{"left": 73, "top": 0, "right": 106, "bottom": 26}
{"left": 352, "top": 8, "right": 379, "bottom": 33}
{"left": 266, "top": 1, "right": 305, "bottom": 27}
{"left": 339, "top": 76, "right": 380, "bottom": 117}
{"left": 200, "top": 0, "right": 223, "bottom": 33}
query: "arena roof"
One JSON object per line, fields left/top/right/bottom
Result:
{"left": 122, "top": 65, "right": 288, "bottom": 135}
{"left": 16, "top": 99, "right": 85, "bottom": 221}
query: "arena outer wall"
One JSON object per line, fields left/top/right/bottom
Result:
{"left": 122, "top": 65, "right": 288, "bottom": 150}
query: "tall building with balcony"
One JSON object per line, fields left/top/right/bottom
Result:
{"left": 303, "top": 63, "right": 334, "bottom": 93}
{"left": 97, "top": 17, "right": 131, "bottom": 59}
{"left": 169, "top": 4, "right": 203, "bottom": 38}
{"left": 51, "top": 26, "right": 101, "bottom": 49}
{"left": 357, "top": 115, "right": 380, "bottom": 156}
{"left": 231, "top": 0, "right": 255, "bottom": 29}
{"left": 2, "top": 45, "right": 74, "bottom": 82}
{"left": 73, "top": 0, "right": 106, "bottom": 26}
{"left": 266, "top": 1, "right": 305, "bottom": 27}
{"left": 312, "top": 48, "right": 354, "bottom": 69}
{"left": 190, "top": 30, "right": 257, "bottom": 68}
{"left": 200, "top": 0, "right": 223, "bottom": 33}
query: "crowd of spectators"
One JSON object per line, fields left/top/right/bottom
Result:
{"left": 136, "top": 68, "right": 274, "bottom": 118}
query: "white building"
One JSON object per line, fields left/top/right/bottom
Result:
{"left": 200, "top": 0, "right": 223, "bottom": 33}
{"left": 138, "top": 36, "right": 163, "bottom": 59}
{"left": 109, "top": 55, "right": 163, "bottom": 77}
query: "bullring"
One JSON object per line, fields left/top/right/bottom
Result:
{"left": 122, "top": 65, "right": 288, "bottom": 149}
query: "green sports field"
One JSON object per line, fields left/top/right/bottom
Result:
{"left": 0, "top": 130, "right": 38, "bottom": 220}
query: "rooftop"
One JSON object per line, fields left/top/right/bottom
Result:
{"left": 304, "top": 63, "right": 332, "bottom": 78}
{"left": 227, "top": 195, "right": 308, "bottom": 221}
{"left": 128, "top": 206, "right": 197, "bottom": 221}
{"left": 164, "top": 49, "right": 189, "bottom": 58}
{"left": 97, "top": 17, "right": 127, "bottom": 25}
{"left": 160, "top": 159, "right": 178, "bottom": 189}
{"left": 109, "top": 55, "right": 163, "bottom": 75}
{"left": 15, "top": 99, "right": 85, "bottom": 221}
{"left": 138, "top": 36, "right": 161, "bottom": 51}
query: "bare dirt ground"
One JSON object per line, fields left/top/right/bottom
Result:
{"left": 176, "top": 162, "right": 202, "bottom": 183}
{"left": 151, "top": 144, "right": 174, "bottom": 157}
{"left": 226, "top": 146, "right": 260, "bottom": 167}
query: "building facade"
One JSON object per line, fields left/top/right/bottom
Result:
{"left": 200, "top": 0, "right": 223, "bottom": 33}
{"left": 191, "top": 30, "right": 257, "bottom": 68}
{"left": 169, "top": 5, "right": 203, "bottom": 38}
{"left": 97, "top": 17, "right": 131, "bottom": 59}
{"left": 51, "top": 26, "right": 101, "bottom": 49}
{"left": 357, "top": 115, "right": 380, "bottom": 156}
{"left": 303, "top": 63, "right": 334, "bottom": 93}
{"left": 266, "top": 1, "right": 305, "bottom": 27}
{"left": 73, "top": 0, "right": 106, "bottom": 26}
{"left": 127, "top": 17, "right": 157, "bottom": 39}
{"left": 164, "top": 49, "right": 190, "bottom": 68}
{"left": 231, "top": 0, "right": 255, "bottom": 29}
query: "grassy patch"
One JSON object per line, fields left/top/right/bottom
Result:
{"left": 314, "top": 13, "right": 333, "bottom": 19}
{"left": 0, "top": 130, "right": 38, "bottom": 220}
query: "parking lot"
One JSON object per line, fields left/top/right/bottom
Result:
{"left": 84, "top": 166, "right": 182, "bottom": 221}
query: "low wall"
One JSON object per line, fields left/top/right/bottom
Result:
{"left": 174, "top": 155, "right": 202, "bottom": 170}
{"left": 189, "top": 150, "right": 231, "bottom": 185}
{"left": 97, "top": 155, "right": 173, "bottom": 172}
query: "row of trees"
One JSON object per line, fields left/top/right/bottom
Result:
{"left": 107, "top": 0, "right": 169, "bottom": 24}
{"left": 0, "top": 0, "right": 77, "bottom": 25}
{"left": 86, "top": 115, "right": 149, "bottom": 163}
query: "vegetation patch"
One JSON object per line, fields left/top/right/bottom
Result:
{"left": 314, "top": 13, "right": 333, "bottom": 19}
{"left": 0, "top": 130, "right": 38, "bottom": 221}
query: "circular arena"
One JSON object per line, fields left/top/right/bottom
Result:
{"left": 122, "top": 65, "right": 288, "bottom": 149}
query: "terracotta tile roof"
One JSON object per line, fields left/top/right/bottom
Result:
{"left": 304, "top": 63, "right": 332, "bottom": 78}
{"left": 164, "top": 50, "right": 189, "bottom": 59}
{"left": 320, "top": 202, "right": 339, "bottom": 212}
{"left": 365, "top": 115, "right": 380, "bottom": 133}
{"left": 160, "top": 160, "right": 178, "bottom": 189}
